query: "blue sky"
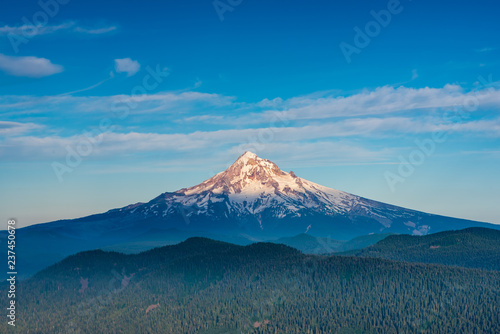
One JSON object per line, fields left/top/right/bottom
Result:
{"left": 1, "top": 0, "right": 499, "bottom": 227}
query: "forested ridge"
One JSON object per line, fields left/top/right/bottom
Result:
{"left": 2, "top": 236, "right": 499, "bottom": 333}
{"left": 355, "top": 227, "right": 500, "bottom": 271}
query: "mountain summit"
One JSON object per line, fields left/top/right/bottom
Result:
{"left": 173, "top": 151, "right": 355, "bottom": 219}
{"left": 179, "top": 151, "right": 290, "bottom": 195}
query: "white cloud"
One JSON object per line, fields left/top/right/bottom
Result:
{"left": 0, "top": 21, "right": 116, "bottom": 37}
{"left": 0, "top": 91, "right": 234, "bottom": 118}
{"left": 475, "top": 47, "right": 498, "bottom": 53}
{"left": 411, "top": 69, "right": 418, "bottom": 80}
{"left": 0, "top": 121, "right": 42, "bottom": 136}
{"left": 0, "top": 53, "right": 63, "bottom": 78}
{"left": 74, "top": 26, "right": 117, "bottom": 34}
{"left": 114, "top": 58, "right": 141, "bottom": 77}
{"left": 0, "top": 22, "right": 75, "bottom": 36}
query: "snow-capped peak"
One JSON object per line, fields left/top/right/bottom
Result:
{"left": 238, "top": 151, "right": 258, "bottom": 161}
{"left": 178, "top": 151, "right": 291, "bottom": 196}
{"left": 174, "top": 152, "right": 357, "bottom": 216}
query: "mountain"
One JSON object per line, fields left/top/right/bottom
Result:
{"left": 2, "top": 151, "right": 499, "bottom": 279}
{"left": 354, "top": 227, "right": 500, "bottom": 271}
{"left": 104, "top": 151, "right": 496, "bottom": 238}
{"left": 6, "top": 237, "right": 500, "bottom": 333}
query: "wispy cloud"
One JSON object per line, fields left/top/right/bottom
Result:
{"left": 6, "top": 85, "right": 500, "bottom": 122}
{"left": 0, "top": 91, "right": 235, "bottom": 118}
{"left": 74, "top": 26, "right": 117, "bottom": 34}
{"left": 114, "top": 58, "right": 141, "bottom": 77}
{"left": 0, "top": 53, "right": 63, "bottom": 78}
{"left": 460, "top": 150, "right": 500, "bottom": 157}
{"left": 0, "top": 22, "right": 75, "bottom": 36}
{"left": 475, "top": 47, "right": 498, "bottom": 53}
{"left": 411, "top": 69, "right": 419, "bottom": 80}
{"left": 0, "top": 21, "right": 117, "bottom": 37}
{"left": 234, "top": 84, "right": 500, "bottom": 126}
{"left": 261, "top": 85, "right": 466, "bottom": 120}
{"left": 0, "top": 121, "right": 43, "bottom": 136}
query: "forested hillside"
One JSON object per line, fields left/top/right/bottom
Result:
{"left": 2, "top": 237, "right": 499, "bottom": 333}
{"left": 356, "top": 227, "right": 500, "bottom": 271}
{"left": 274, "top": 233, "right": 392, "bottom": 254}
